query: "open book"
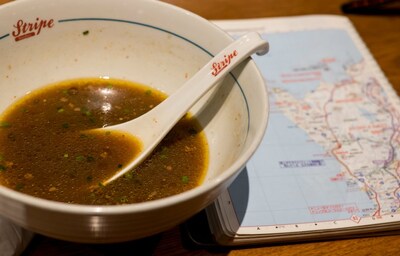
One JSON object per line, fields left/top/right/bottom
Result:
{"left": 193, "top": 15, "right": 400, "bottom": 246}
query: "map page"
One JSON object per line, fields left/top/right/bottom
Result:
{"left": 209, "top": 16, "right": 400, "bottom": 243}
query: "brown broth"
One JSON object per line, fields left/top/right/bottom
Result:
{"left": 0, "top": 78, "right": 208, "bottom": 205}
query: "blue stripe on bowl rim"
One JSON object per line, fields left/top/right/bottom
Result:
{"left": 0, "top": 33, "right": 9, "bottom": 40}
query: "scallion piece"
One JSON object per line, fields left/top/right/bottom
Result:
{"left": 182, "top": 176, "right": 189, "bottom": 184}
{"left": 0, "top": 121, "right": 11, "bottom": 128}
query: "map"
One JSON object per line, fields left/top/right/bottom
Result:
{"left": 224, "top": 27, "right": 400, "bottom": 229}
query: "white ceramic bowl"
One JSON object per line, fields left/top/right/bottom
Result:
{"left": 0, "top": 0, "right": 268, "bottom": 243}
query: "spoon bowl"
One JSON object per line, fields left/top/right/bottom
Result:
{"left": 100, "top": 32, "right": 269, "bottom": 184}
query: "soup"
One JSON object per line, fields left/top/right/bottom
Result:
{"left": 0, "top": 78, "right": 208, "bottom": 205}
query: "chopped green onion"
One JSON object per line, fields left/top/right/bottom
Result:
{"left": 145, "top": 89, "right": 152, "bottom": 96}
{"left": 15, "top": 183, "right": 24, "bottom": 191}
{"left": 159, "top": 147, "right": 168, "bottom": 159}
{"left": 0, "top": 121, "right": 11, "bottom": 128}
{"left": 79, "top": 133, "right": 89, "bottom": 139}
{"left": 0, "top": 165, "right": 6, "bottom": 172}
{"left": 182, "top": 176, "right": 189, "bottom": 184}
{"left": 76, "top": 155, "right": 85, "bottom": 161}
{"left": 124, "top": 172, "right": 133, "bottom": 179}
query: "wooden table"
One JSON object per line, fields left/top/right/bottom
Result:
{"left": 1, "top": 0, "right": 400, "bottom": 255}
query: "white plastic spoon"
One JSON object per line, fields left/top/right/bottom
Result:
{"left": 99, "top": 32, "right": 269, "bottom": 185}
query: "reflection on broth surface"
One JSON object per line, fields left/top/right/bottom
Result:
{"left": 0, "top": 78, "right": 208, "bottom": 205}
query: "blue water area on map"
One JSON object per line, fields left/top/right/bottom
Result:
{"left": 252, "top": 29, "right": 363, "bottom": 100}
{"left": 228, "top": 29, "right": 376, "bottom": 227}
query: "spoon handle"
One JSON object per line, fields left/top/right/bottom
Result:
{"left": 125, "top": 32, "right": 268, "bottom": 140}
{"left": 145, "top": 32, "right": 269, "bottom": 133}
{"left": 104, "top": 32, "right": 268, "bottom": 184}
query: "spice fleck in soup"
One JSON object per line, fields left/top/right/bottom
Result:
{"left": 0, "top": 78, "right": 208, "bottom": 205}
